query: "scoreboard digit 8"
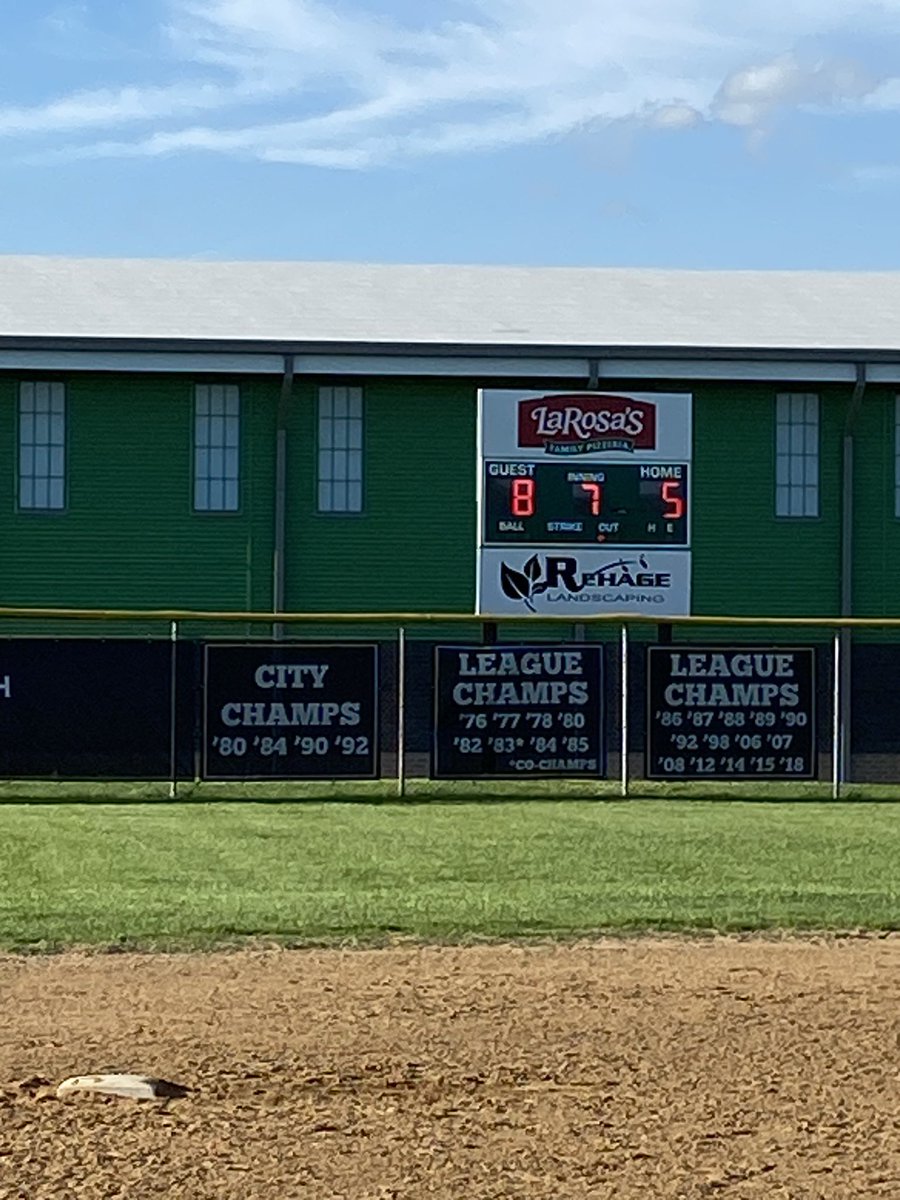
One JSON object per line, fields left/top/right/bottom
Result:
{"left": 483, "top": 460, "right": 689, "bottom": 547}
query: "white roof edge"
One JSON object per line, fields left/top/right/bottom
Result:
{"left": 5, "top": 252, "right": 900, "bottom": 277}
{"left": 2, "top": 256, "right": 900, "bottom": 353}
{"left": 0, "top": 348, "right": 886, "bottom": 383}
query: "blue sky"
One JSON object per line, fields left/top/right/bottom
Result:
{"left": 2, "top": 0, "right": 900, "bottom": 267}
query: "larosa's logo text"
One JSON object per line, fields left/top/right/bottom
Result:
{"left": 518, "top": 394, "right": 657, "bottom": 456}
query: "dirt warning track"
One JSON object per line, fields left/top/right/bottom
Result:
{"left": 1, "top": 938, "right": 898, "bottom": 1198}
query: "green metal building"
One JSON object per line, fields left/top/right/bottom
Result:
{"left": 2, "top": 256, "right": 899, "bottom": 621}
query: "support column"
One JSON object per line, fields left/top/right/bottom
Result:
{"left": 839, "top": 364, "right": 867, "bottom": 783}
{"left": 273, "top": 354, "right": 295, "bottom": 640}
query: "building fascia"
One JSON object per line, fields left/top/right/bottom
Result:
{"left": 0, "top": 339, "right": 896, "bottom": 382}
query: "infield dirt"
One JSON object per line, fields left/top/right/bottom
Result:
{"left": 1, "top": 938, "right": 898, "bottom": 1198}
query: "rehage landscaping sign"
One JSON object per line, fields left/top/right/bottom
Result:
{"left": 479, "top": 549, "right": 691, "bottom": 617}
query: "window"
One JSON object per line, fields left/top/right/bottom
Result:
{"left": 19, "top": 382, "right": 65, "bottom": 510}
{"left": 775, "top": 393, "right": 819, "bottom": 517}
{"left": 194, "top": 384, "right": 239, "bottom": 511}
{"left": 318, "top": 386, "right": 363, "bottom": 512}
{"left": 895, "top": 397, "right": 900, "bottom": 518}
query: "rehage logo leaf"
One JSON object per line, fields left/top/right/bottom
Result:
{"left": 500, "top": 555, "right": 543, "bottom": 613}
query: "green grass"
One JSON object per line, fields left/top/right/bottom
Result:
{"left": 0, "top": 799, "right": 898, "bottom": 951}
{"left": 6, "top": 777, "right": 900, "bottom": 803}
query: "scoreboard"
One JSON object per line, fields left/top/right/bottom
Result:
{"left": 477, "top": 390, "right": 694, "bottom": 616}
{"left": 483, "top": 461, "right": 689, "bottom": 546}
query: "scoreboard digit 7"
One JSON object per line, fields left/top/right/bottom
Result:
{"left": 483, "top": 460, "right": 689, "bottom": 547}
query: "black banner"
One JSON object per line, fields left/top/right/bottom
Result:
{"left": 0, "top": 639, "right": 191, "bottom": 779}
{"left": 646, "top": 646, "right": 816, "bottom": 780}
{"left": 433, "top": 644, "right": 605, "bottom": 779}
{"left": 203, "top": 643, "right": 379, "bottom": 780}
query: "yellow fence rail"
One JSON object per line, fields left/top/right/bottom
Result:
{"left": 0, "top": 605, "right": 899, "bottom": 628}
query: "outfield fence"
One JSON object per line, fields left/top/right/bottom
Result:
{"left": 0, "top": 606, "right": 897, "bottom": 796}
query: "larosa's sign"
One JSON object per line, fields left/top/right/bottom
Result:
{"left": 517, "top": 394, "right": 656, "bottom": 455}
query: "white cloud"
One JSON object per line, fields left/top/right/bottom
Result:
{"left": 847, "top": 163, "right": 900, "bottom": 186}
{"left": 5, "top": 0, "right": 900, "bottom": 167}
{"left": 0, "top": 83, "right": 233, "bottom": 136}
{"left": 713, "top": 54, "right": 874, "bottom": 126}
{"left": 42, "top": 2, "right": 90, "bottom": 37}
{"left": 649, "top": 104, "right": 705, "bottom": 130}
{"left": 865, "top": 76, "right": 900, "bottom": 108}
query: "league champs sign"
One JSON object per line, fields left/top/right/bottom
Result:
{"left": 433, "top": 644, "right": 605, "bottom": 779}
{"left": 477, "top": 390, "right": 693, "bottom": 617}
{"left": 646, "top": 647, "right": 816, "bottom": 780}
{"left": 203, "top": 644, "right": 379, "bottom": 780}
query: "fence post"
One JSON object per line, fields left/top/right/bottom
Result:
{"left": 169, "top": 620, "right": 178, "bottom": 800}
{"left": 397, "top": 626, "right": 407, "bottom": 798}
{"left": 831, "top": 632, "right": 841, "bottom": 801}
{"left": 620, "top": 624, "right": 629, "bottom": 798}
